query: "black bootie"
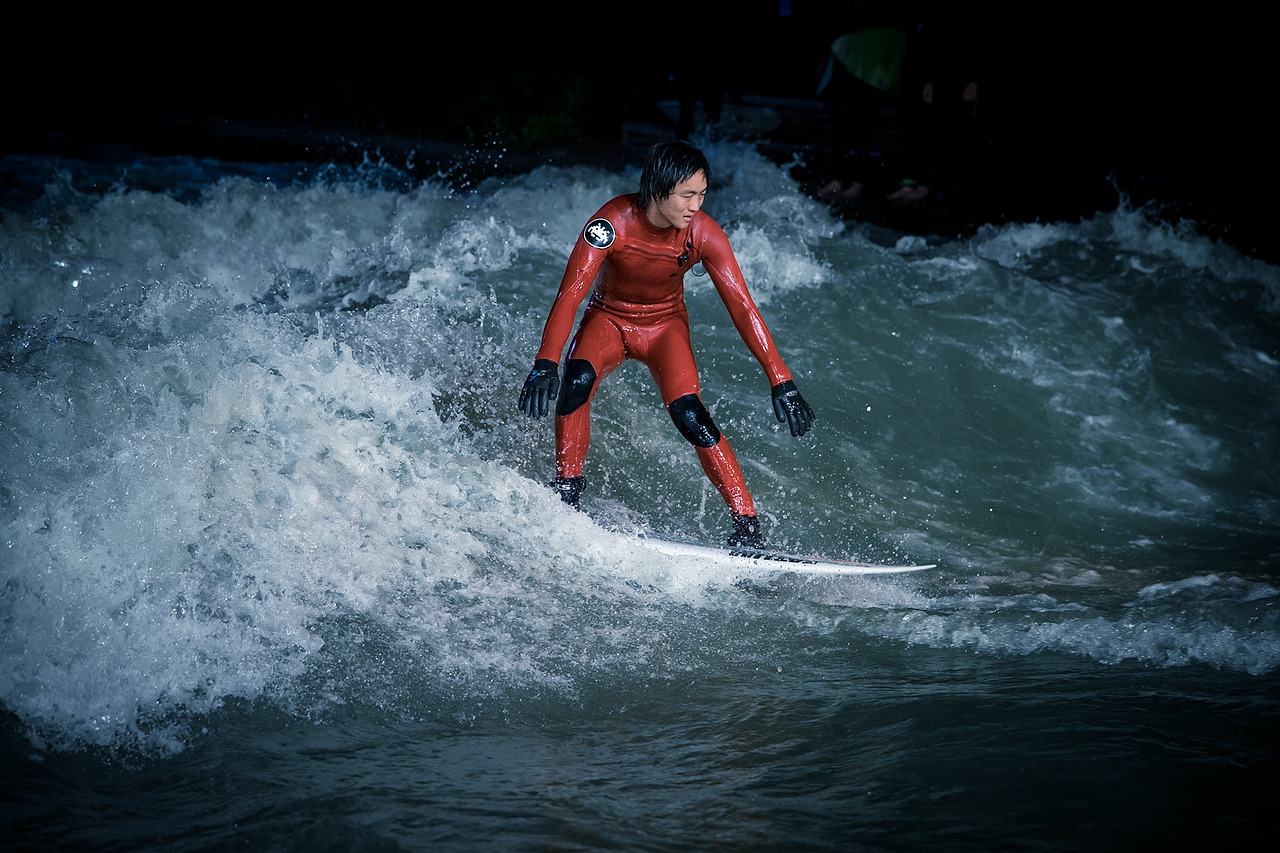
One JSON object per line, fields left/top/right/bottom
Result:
{"left": 550, "top": 476, "right": 585, "bottom": 507}
{"left": 727, "top": 513, "right": 765, "bottom": 549}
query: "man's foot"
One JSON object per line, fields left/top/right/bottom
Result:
{"left": 550, "top": 476, "right": 584, "bottom": 507}
{"left": 835, "top": 180, "right": 863, "bottom": 200}
{"left": 887, "top": 181, "right": 930, "bottom": 203}
{"left": 816, "top": 179, "right": 844, "bottom": 200}
{"left": 727, "top": 514, "right": 765, "bottom": 549}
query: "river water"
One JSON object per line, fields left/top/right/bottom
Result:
{"left": 2, "top": 137, "right": 1277, "bottom": 850}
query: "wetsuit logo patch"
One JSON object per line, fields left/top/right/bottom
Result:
{"left": 583, "top": 218, "right": 615, "bottom": 249}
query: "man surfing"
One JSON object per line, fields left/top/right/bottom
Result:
{"left": 518, "top": 140, "right": 814, "bottom": 547}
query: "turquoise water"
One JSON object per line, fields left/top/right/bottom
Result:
{"left": 3, "top": 138, "right": 1277, "bottom": 850}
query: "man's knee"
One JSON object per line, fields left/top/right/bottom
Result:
{"left": 667, "top": 393, "right": 721, "bottom": 448}
{"left": 556, "top": 359, "right": 597, "bottom": 416}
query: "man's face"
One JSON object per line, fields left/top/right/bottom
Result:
{"left": 649, "top": 170, "right": 707, "bottom": 230}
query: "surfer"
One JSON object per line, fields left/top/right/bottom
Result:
{"left": 518, "top": 140, "right": 815, "bottom": 548}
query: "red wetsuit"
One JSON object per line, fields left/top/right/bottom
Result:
{"left": 533, "top": 194, "right": 794, "bottom": 516}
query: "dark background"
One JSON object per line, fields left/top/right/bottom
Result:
{"left": 4, "top": 4, "right": 1271, "bottom": 264}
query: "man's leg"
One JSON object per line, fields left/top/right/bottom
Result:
{"left": 552, "top": 312, "right": 625, "bottom": 504}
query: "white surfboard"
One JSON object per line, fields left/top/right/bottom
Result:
{"left": 639, "top": 535, "right": 935, "bottom": 575}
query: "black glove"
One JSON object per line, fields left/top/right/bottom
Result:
{"left": 519, "top": 359, "right": 560, "bottom": 418}
{"left": 771, "top": 380, "right": 815, "bottom": 437}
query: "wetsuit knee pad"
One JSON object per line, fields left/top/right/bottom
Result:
{"left": 667, "top": 393, "right": 721, "bottom": 448}
{"left": 556, "top": 359, "right": 598, "bottom": 417}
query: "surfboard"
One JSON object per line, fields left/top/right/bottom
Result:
{"left": 639, "top": 534, "right": 935, "bottom": 575}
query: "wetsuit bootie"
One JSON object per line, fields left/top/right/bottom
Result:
{"left": 727, "top": 513, "right": 765, "bottom": 549}
{"left": 550, "top": 476, "right": 584, "bottom": 507}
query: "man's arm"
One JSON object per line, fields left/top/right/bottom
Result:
{"left": 519, "top": 215, "right": 609, "bottom": 419}
{"left": 699, "top": 220, "right": 815, "bottom": 436}
{"left": 535, "top": 239, "right": 602, "bottom": 364}
{"left": 698, "top": 220, "right": 791, "bottom": 386}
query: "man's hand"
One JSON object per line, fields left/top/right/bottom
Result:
{"left": 771, "top": 380, "right": 815, "bottom": 437}
{"left": 519, "top": 359, "right": 560, "bottom": 418}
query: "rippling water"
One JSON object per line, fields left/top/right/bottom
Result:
{"left": 3, "top": 137, "right": 1277, "bottom": 850}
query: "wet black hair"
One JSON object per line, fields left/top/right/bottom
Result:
{"left": 637, "top": 140, "right": 711, "bottom": 211}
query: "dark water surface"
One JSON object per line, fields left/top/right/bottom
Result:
{"left": 2, "top": 139, "right": 1277, "bottom": 850}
